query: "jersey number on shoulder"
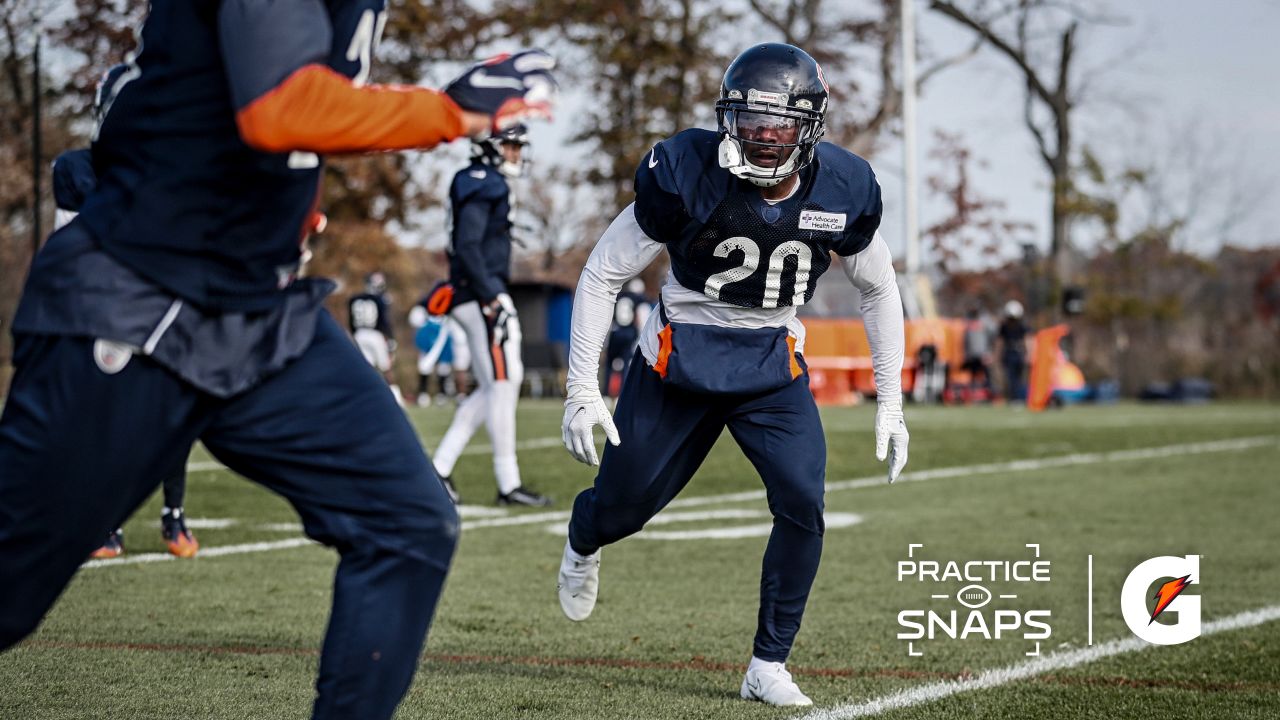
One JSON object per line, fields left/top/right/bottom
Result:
{"left": 346, "top": 9, "right": 389, "bottom": 87}
{"left": 704, "top": 237, "right": 812, "bottom": 309}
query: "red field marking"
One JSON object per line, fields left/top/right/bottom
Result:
{"left": 19, "top": 639, "right": 957, "bottom": 680}
{"left": 21, "top": 639, "right": 1280, "bottom": 695}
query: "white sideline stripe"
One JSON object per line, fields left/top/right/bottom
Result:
{"left": 461, "top": 436, "right": 1277, "bottom": 530}
{"left": 94, "top": 436, "right": 1276, "bottom": 566}
{"left": 827, "top": 436, "right": 1277, "bottom": 494}
{"left": 185, "top": 438, "right": 566, "bottom": 474}
{"left": 183, "top": 518, "right": 238, "bottom": 529}
{"left": 185, "top": 435, "right": 1274, "bottom": 477}
{"left": 793, "top": 604, "right": 1280, "bottom": 720}
{"left": 81, "top": 539, "right": 314, "bottom": 570}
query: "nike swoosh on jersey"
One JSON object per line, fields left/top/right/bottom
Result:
{"left": 468, "top": 69, "right": 526, "bottom": 90}
{"left": 648, "top": 146, "right": 659, "bottom": 168}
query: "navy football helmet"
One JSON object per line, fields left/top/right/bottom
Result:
{"left": 471, "top": 123, "right": 530, "bottom": 178}
{"left": 715, "top": 44, "right": 828, "bottom": 187}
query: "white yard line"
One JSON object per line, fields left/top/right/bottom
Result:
{"left": 97, "top": 436, "right": 1276, "bottom": 566}
{"left": 794, "top": 604, "right": 1280, "bottom": 720}
{"left": 185, "top": 437, "right": 566, "bottom": 474}
{"left": 81, "top": 539, "right": 314, "bottom": 570}
{"left": 463, "top": 435, "right": 1277, "bottom": 529}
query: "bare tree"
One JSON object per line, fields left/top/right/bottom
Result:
{"left": 743, "top": 0, "right": 978, "bottom": 157}
{"left": 929, "top": 0, "right": 1118, "bottom": 304}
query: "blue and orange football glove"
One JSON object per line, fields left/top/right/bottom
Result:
{"left": 444, "top": 49, "right": 557, "bottom": 134}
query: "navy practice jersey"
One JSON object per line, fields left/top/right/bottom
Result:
{"left": 349, "top": 292, "right": 392, "bottom": 336}
{"left": 51, "top": 149, "right": 96, "bottom": 213}
{"left": 447, "top": 161, "right": 513, "bottom": 304}
{"left": 79, "top": 0, "right": 388, "bottom": 312}
{"left": 633, "top": 128, "right": 882, "bottom": 310}
{"left": 612, "top": 290, "right": 647, "bottom": 331}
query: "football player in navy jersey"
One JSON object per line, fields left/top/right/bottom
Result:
{"left": 52, "top": 66, "right": 200, "bottom": 560}
{"left": 602, "top": 278, "right": 651, "bottom": 397}
{"left": 556, "top": 44, "right": 909, "bottom": 707}
{"left": 348, "top": 271, "right": 405, "bottom": 403}
{"left": 430, "top": 125, "right": 552, "bottom": 507}
{"left": 0, "top": 2, "right": 556, "bottom": 718}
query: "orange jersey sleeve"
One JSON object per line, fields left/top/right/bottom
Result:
{"left": 235, "top": 64, "right": 467, "bottom": 155}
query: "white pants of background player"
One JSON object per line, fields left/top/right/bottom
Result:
{"left": 354, "top": 328, "right": 391, "bottom": 371}
{"left": 431, "top": 300, "right": 524, "bottom": 495}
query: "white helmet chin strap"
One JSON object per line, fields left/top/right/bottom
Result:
{"left": 717, "top": 136, "right": 798, "bottom": 188}
{"left": 498, "top": 160, "right": 523, "bottom": 178}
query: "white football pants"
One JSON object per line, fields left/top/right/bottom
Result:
{"left": 432, "top": 300, "right": 524, "bottom": 495}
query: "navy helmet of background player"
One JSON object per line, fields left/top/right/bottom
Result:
{"left": 472, "top": 122, "right": 530, "bottom": 178}
{"left": 0, "top": 1, "right": 557, "bottom": 719}
{"left": 556, "top": 43, "right": 909, "bottom": 708}
{"left": 431, "top": 122, "right": 550, "bottom": 506}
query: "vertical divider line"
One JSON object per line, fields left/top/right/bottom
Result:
{"left": 1087, "top": 554, "right": 1094, "bottom": 646}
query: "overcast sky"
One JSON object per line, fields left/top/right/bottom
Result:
{"left": 510, "top": 0, "right": 1280, "bottom": 262}
{"left": 38, "top": 0, "right": 1277, "bottom": 260}
{"left": 896, "top": 0, "right": 1280, "bottom": 261}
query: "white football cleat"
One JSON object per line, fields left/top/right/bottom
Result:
{"left": 740, "top": 660, "right": 813, "bottom": 707}
{"left": 557, "top": 538, "right": 600, "bottom": 621}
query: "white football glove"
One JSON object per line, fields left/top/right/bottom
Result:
{"left": 875, "top": 399, "right": 910, "bottom": 483}
{"left": 562, "top": 383, "right": 621, "bottom": 466}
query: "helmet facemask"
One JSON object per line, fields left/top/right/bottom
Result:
{"left": 472, "top": 125, "right": 530, "bottom": 178}
{"left": 715, "top": 101, "right": 824, "bottom": 187}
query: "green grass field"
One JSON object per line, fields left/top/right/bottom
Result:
{"left": 2, "top": 401, "right": 1278, "bottom": 719}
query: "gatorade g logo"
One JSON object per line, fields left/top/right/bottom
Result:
{"left": 1121, "top": 555, "right": 1201, "bottom": 645}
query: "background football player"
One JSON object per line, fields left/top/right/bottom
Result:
{"left": 557, "top": 43, "right": 909, "bottom": 708}
{"left": 408, "top": 298, "right": 467, "bottom": 406}
{"left": 348, "top": 271, "right": 404, "bottom": 403}
{"left": 602, "top": 278, "right": 651, "bottom": 397}
{"left": 430, "top": 125, "right": 551, "bottom": 507}
{"left": 0, "top": 1, "right": 555, "bottom": 718}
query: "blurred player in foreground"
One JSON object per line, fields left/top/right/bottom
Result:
{"left": 51, "top": 67, "right": 199, "bottom": 560}
{"left": 557, "top": 43, "right": 908, "bottom": 707}
{"left": 0, "top": 1, "right": 555, "bottom": 717}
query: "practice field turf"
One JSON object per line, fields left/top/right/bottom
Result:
{"left": 2, "top": 401, "right": 1278, "bottom": 719}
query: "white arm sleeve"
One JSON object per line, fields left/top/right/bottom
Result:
{"left": 566, "top": 203, "right": 665, "bottom": 389}
{"left": 841, "top": 232, "right": 905, "bottom": 404}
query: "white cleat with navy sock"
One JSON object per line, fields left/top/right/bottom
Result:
{"left": 557, "top": 539, "right": 600, "bottom": 621}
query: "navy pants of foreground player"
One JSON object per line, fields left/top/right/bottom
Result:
{"left": 569, "top": 351, "right": 826, "bottom": 663}
{"left": 0, "top": 312, "right": 458, "bottom": 720}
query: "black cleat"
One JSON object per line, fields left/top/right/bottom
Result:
{"left": 440, "top": 475, "right": 461, "bottom": 505}
{"left": 497, "top": 486, "right": 552, "bottom": 507}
